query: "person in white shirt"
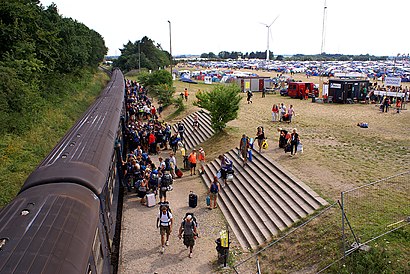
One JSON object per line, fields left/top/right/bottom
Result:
{"left": 157, "top": 205, "right": 173, "bottom": 254}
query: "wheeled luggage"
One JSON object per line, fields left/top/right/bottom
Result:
{"left": 176, "top": 168, "right": 183, "bottom": 178}
{"left": 189, "top": 191, "right": 198, "bottom": 208}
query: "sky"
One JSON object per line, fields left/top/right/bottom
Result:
{"left": 39, "top": 0, "right": 409, "bottom": 57}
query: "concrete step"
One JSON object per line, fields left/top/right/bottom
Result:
{"left": 172, "top": 111, "right": 214, "bottom": 151}
{"left": 201, "top": 148, "right": 328, "bottom": 250}
{"left": 206, "top": 161, "right": 265, "bottom": 248}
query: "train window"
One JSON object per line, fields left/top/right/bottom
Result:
{"left": 92, "top": 228, "right": 104, "bottom": 274}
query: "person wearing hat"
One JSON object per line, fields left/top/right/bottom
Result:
{"left": 198, "top": 147, "right": 206, "bottom": 174}
{"left": 178, "top": 214, "right": 198, "bottom": 258}
{"left": 188, "top": 149, "right": 197, "bottom": 176}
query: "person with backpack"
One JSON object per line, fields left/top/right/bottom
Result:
{"left": 169, "top": 133, "right": 180, "bottom": 153}
{"left": 148, "top": 167, "right": 159, "bottom": 194}
{"left": 218, "top": 154, "right": 233, "bottom": 185}
{"left": 177, "top": 122, "right": 185, "bottom": 141}
{"left": 178, "top": 214, "right": 198, "bottom": 258}
{"left": 208, "top": 176, "right": 221, "bottom": 209}
{"left": 158, "top": 170, "right": 173, "bottom": 203}
{"left": 246, "top": 90, "right": 253, "bottom": 104}
{"left": 157, "top": 204, "right": 173, "bottom": 254}
{"left": 239, "top": 134, "right": 250, "bottom": 167}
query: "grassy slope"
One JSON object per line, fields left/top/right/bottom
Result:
{"left": 0, "top": 70, "right": 109, "bottom": 207}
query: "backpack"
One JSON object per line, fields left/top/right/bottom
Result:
{"left": 149, "top": 170, "right": 159, "bottom": 189}
{"left": 161, "top": 174, "right": 172, "bottom": 188}
{"left": 210, "top": 182, "right": 219, "bottom": 194}
{"left": 159, "top": 202, "right": 172, "bottom": 225}
{"left": 164, "top": 158, "right": 171, "bottom": 171}
{"left": 182, "top": 212, "right": 198, "bottom": 228}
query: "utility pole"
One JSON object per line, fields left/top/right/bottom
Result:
{"left": 138, "top": 42, "right": 141, "bottom": 71}
{"left": 168, "top": 20, "right": 172, "bottom": 77}
{"left": 319, "top": 0, "right": 327, "bottom": 99}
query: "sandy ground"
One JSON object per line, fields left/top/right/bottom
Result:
{"left": 119, "top": 153, "right": 241, "bottom": 274}
{"left": 120, "top": 70, "right": 410, "bottom": 273}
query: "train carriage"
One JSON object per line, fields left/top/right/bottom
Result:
{"left": 0, "top": 184, "right": 109, "bottom": 274}
{"left": 0, "top": 68, "right": 126, "bottom": 274}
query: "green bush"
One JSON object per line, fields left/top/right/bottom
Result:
{"left": 194, "top": 84, "right": 242, "bottom": 132}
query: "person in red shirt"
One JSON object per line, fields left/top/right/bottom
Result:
{"left": 148, "top": 131, "right": 156, "bottom": 154}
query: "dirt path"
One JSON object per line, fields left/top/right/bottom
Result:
{"left": 119, "top": 153, "right": 241, "bottom": 274}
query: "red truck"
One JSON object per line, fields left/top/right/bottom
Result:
{"left": 287, "top": 82, "right": 318, "bottom": 99}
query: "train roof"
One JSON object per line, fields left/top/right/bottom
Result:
{"left": 0, "top": 184, "right": 99, "bottom": 274}
{"left": 20, "top": 69, "right": 124, "bottom": 195}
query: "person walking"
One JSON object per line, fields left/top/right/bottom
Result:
{"left": 279, "top": 103, "right": 287, "bottom": 122}
{"left": 247, "top": 90, "right": 253, "bottom": 104}
{"left": 198, "top": 147, "right": 206, "bottom": 174}
{"left": 177, "top": 122, "right": 185, "bottom": 141}
{"left": 192, "top": 114, "right": 200, "bottom": 130}
{"left": 272, "top": 104, "right": 279, "bottom": 122}
{"left": 287, "top": 105, "right": 295, "bottom": 123}
{"left": 208, "top": 176, "right": 221, "bottom": 209}
{"left": 218, "top": 154, "right": 233, "bottom": 186}
{"left": 184, "top": 88, "right": 189, "bottom": 101}
{"left": 188, "top": 149, "right": 197, "bottom": 176}
{"left": 157, "top": 205, "right": 173, "bottom": 254}
{"left": 290, "top": 128, "right": 300, "bottom": 156}
{"left": 255, "top": 126, "right": 265, "bottom": 153}
{"left": 178, "top": 215, "right": 198, "bottom": 258}
{"left": 239, "top": 134, "right": 250, "bottom": 167}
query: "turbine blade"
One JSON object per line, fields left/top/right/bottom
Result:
{"left": 269, "top": 15, "right": 280, "bottom": 27}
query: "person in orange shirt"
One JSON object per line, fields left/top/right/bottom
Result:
{"left": 198, "top": 147, "right": 206, "bottom": 174}
{"left": 184, "top": 88, "right": 189, "bottom": 102}
{"left": 188, "top": 149, "right": 197, "bottom": 176}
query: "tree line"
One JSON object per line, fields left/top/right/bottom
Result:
{"left": 199, "top": 51, "right": 388, "bottom": 61}
{"left": 0, "top": 0, "right": 107, "bottom": 134}
{"left": 113, "top": 37, "right": 170, "bottom": 72}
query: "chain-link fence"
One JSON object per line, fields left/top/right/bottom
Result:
{"left": 233, "top": 203, "right": 343, "bottom": 273}
{"left": 341, "top": 171, "right": 410, "bottom": 256}
{"left": 232, "top": 171, "right": 409, "bottom": 273}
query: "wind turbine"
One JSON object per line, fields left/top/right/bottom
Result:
{"left": 260, "top": 15, "right": 279, "bottom": 61}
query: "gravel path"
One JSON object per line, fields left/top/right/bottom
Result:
{"left": 119, "top": 154, "right": 238, "bottom": 274}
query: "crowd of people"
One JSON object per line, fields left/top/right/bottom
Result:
{"left": 121, "top": 80, "right": 212, "bottom": 257}
{"left": 271, "top": 103, "right": 296, "bottom": 123}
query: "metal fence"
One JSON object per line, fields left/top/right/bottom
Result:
{"left": 233, "top": 203, "right": 342, "bottom": 273}
{"left": 232, "top": 171, "right": 410, "bottom": 273}
{"left": 341, "top": 170, "right": 410, "bottom": 256}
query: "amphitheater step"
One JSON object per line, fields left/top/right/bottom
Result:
{"left": 201, "top": 149, "right": 328, "bottom": 250}
{"left": 172, "top": 110, "right": 215, "bottom": 151}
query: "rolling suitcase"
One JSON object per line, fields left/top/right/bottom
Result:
{"left": 176, "top": 168, "right": 183, "bottom": 178}
{"left": 146, "top": 193, "right": 156, "bottom": 207}
{"left": 189, "top": 191, "right": 197, "bottom": 208}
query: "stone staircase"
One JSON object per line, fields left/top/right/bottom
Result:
{"left": 172, "top": 110, "right": 214, "bottom": 150}
{"left": 201, "top": 148, "right": 328, "bottom": 250}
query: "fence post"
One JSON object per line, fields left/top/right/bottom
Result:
{"left": 341, "top": 193, "right": 345, "bottom": 259}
